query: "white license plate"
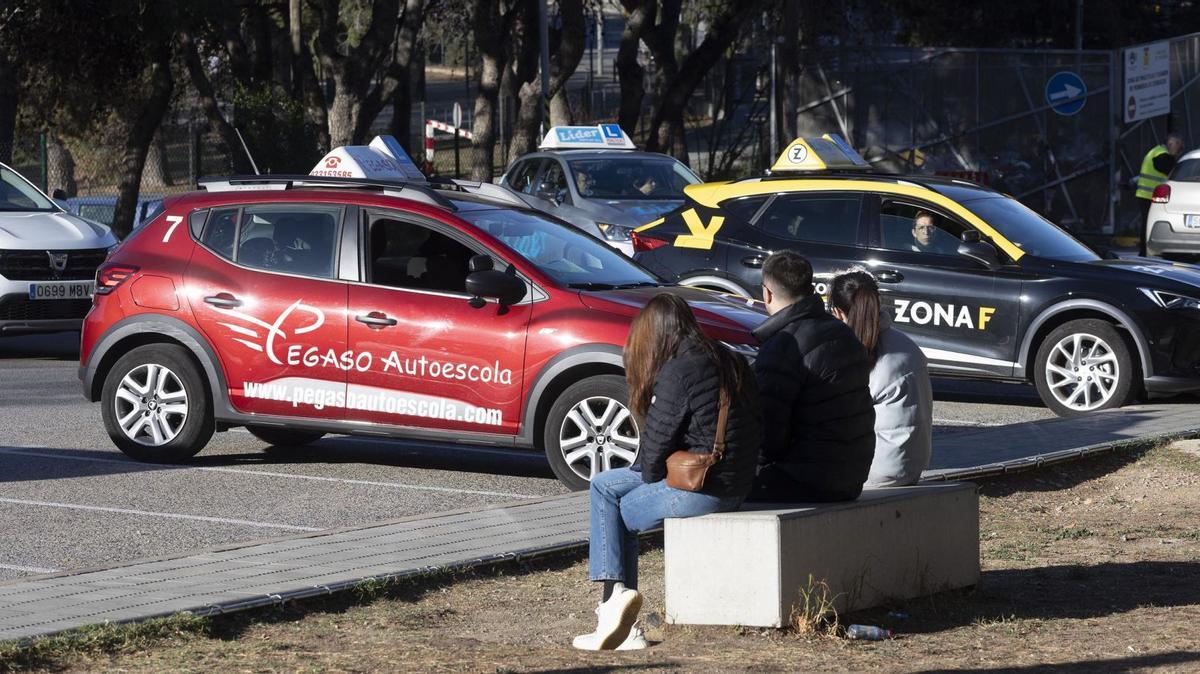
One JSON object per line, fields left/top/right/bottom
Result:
{"left": 28, "top": 281, "right": 95, "bottom": 300}
{"left": 1186, "top": 214, "right": 1200, "bottom": 229}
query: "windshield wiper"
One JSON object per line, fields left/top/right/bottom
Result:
{"left": 567, "top": 282, "right": 617, "bottom": 290}
{"left": 611, "top": 281, "right": 660, "bottom": 289}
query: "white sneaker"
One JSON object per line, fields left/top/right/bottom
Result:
{"left": 615, "top": 622, "right": 649, "bottom": 650}
{"left": 571, "top": 589, "right": 643, "bottom": 650}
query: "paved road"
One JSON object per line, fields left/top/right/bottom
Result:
{"left": 0, "top": 330, "right": 1178, "bottom": 583}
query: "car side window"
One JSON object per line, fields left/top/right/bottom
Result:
{"left": 755, "top": 194, "right": 862, "bottom": 245}
{"left": 506, "top": 160, "right": 541, "bottom": 194}
{"left": 202, "top": 204, "right": 342, "bottom": 279}
{"left": 878, "top": 201, "right": 969, "bottom": 257}
{"left": 720, "top": 196, "right": 769, "bottom": 223}
{"left": 367, "top": 214, "right": 478, "bottom": 294}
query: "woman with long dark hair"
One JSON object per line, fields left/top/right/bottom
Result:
{"left": 573, "top": 293, "right": 761, "bottom": 650}
{"left": 828, "top": 270, "right": 933, "bottom": 487}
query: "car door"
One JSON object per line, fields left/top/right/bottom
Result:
{"left": 344, "top": 209, "right": 532, "bottom": 436}
{"left": 866, "top": 196, "right": 1025, "bottom": 377}
{"left": 734, "top": 191, "right": 871, "bottom": 299}
{"left": 186, "top": 203, "right": 350, "bottom": 419}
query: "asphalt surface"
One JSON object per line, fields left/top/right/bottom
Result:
{"left": 0, "top": 330, "right": 1112, "bottom": 583}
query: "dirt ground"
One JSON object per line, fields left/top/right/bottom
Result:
{"left": 7, "top": 440, "right": 1200, "bottom": 673}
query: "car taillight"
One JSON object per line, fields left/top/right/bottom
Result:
{"left": 1152, "top": 184, "right": 1171, "bottom": 203}
{"left": 631, "top": 231, "right": 669, "bottom": 253}
{"left": 95, "top": 263, "right": 139, "bottom": 295}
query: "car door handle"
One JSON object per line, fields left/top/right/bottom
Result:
{"left": 204, "top": 293, "right": 242, "bottom": 308}
{"left": 356, "top": 312, "right": 398, "bottom": 328}
{"left": 875, "top": 269, "right": 904, "bottom": 284}
{"left": 741, "top": 256, "right": 766, "bottom": 269}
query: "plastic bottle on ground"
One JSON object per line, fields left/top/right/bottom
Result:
{"left": 846, "top": 624, "right": 892, "bottom": 640}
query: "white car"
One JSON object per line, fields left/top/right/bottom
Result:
{"left": 1146, "top": 148, "right": 1200, "bottom": 259}
{"left": 0, "top": 163, "right": 118, "bottom": 335}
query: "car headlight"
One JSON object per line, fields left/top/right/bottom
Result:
{"left": 1141, "top": 288, "right": 1200, "bottom": 310}
{"left": 721, "top": 340, "right": 759, "bottom": 362}
{"left": 596, "top": 223, "right": 633, "bottom": 242}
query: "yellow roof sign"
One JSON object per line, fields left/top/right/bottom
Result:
{"left": 770, "top": 134, "right": 870, "bottom": 173}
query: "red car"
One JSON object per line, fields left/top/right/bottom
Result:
{"left": 78, "top": 176, "right": 764, "bottom": 489}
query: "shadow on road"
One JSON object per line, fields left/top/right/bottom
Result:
{"left": 914, "top": 650, "right": 1200, "bottom": 674}
{"left": 0, "top": 437, "right": 556, "bottom": 484}
{"left": 0, "top": 332, "right": 80, "bottom": 361}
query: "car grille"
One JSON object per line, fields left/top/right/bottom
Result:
{"left": 0, "top": 248, "right": 108, "bottom": 280}
{"left": 0, "top": 294, "right": 92, "bottom": 321}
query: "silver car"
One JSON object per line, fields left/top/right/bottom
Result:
{"left": 498, "top": 149, "right": 701, "bottom": 256}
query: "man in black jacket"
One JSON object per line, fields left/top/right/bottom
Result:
{"left": 749, "top": 250, "right": 875, "bottom": 502}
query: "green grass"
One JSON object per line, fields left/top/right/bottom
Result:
{"left": 0, "top": 614, "right": 210, "bottom": 674}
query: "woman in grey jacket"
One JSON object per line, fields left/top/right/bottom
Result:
{"left": 829, "top": 271, "right": 933, "bottom": 486}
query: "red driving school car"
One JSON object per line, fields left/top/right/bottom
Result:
{"left": 79, "top": 136, "right": 764, "bottom": 489}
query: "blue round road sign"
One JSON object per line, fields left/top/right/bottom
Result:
{"left": 1045, "top": 71, "right": 1087, "bottom": 116}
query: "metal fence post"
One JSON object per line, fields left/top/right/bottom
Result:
{"left": 189, "top": 123, "right": 201, "bottom": 188}
{"left": 454, "top": 128, "right": 460, "bottom": 178}
{"left": 38, "top": 133, "right": 47, "bottom": 192}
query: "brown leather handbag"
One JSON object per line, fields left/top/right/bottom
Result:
{"left": 665, "top": 390, "right": 729, "bottom": 492}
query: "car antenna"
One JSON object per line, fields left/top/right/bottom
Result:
{"left": 234, "top": 127, "right": 261, "bottom": 175}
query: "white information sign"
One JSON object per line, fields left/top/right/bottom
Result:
{"left": 1124, "top": 41, "right": 1171, "bottom": 123}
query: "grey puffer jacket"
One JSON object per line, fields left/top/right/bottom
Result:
{"left": 866, "top": 312, "right": 933, "bottom": 487}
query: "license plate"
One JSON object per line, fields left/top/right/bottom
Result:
{"left": 28, "top": 281, "right": 95, "bottom": 300}
{"left": 1186, "top": 214, "right": 1200, "bottom": 229}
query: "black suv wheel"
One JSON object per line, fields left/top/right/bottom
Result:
{"left": 1033, "top": 319, "right": 1139, "bottom": 416}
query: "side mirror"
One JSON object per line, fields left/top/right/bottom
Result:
{"left": 465, "top": 269, "right": 527, "bottom": 308}
{"left": 958, "top": 231, "right": 1002, "bottom": 270}
{"left": 468, "top": 254, "right": 494, "bottom": 273}
{"left": 535, "top": 182, "right": 561, "bottom": 205}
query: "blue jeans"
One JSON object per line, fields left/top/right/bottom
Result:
{"left": 588, "top": 467, "right": 741, "bottom": 589}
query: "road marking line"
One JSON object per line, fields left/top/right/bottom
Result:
{"left": 0, "top": 563, "right": 61, "bottom": 574}
{"left": 933, "top": 418, "right": 1004, "bottom": 427}
{"left": 0, "top": 448, "right": 537, "bottom": 499}
{"left": 0, "top": 497, "right": 320, "bottom": 532}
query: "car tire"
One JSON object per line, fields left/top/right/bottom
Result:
{"left": 542, "top": 374, "right": 640, "bottom": 491}
{"left": 101, "top": 344, "right": 214, "bottom": 462}
{"left": 246, "top": 426, "right": 325, "bottom": 447}
{"left": 1033, "top": 319, "right": 1138, "bottom": 416}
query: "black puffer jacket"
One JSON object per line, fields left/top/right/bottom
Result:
{"left": 752, "top": 293, "right": 875, "bottom": 501}
{"left": 632, "top": 339, "right": 762, "bottom": 499}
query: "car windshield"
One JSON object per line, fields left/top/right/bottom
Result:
{"left": 460, "top": 208, "right": 663, "bottom": 288}
{"left": 0, "top": 166, "right": 55, "bottom": 211}
{"left": 567, "top": 157, "right": 700, "bottom": 200}
{"left": 962, "top": 196, "right": 1099, "bottom": 262}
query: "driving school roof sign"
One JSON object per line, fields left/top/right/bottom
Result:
{"left": 539, "top": 124, "right": 637, "bottom": 150}
{"left": 769, "top": 134, "right": 871, "bottom": 172}
{"left": 310, "top": 135, "right": 427, "bottom": 182}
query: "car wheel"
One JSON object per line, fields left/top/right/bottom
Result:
{"left": 542, "top": 375, "right": 640, "bottom": 491}
{"left": 1033, "top": 319, "right": 1138, "bottom": 416}
{"left": 101, "top": 344, "right": 214, "bottom": 462}
{"left": 246, "top": 426, "right": 325, "bottom": 447}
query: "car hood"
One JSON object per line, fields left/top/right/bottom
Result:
{"left": 588, "top": 199, "right": 683, "bottom": 227}
{"left": 579, "top": 284, "right": 767, "bottom": 340}
{"left": 0, "top": 211, "right": 117, "bottom": 249}
{"left": 1055, "top": 256, "right": 1200, "bottom": 289}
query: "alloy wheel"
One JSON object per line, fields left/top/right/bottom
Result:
{"left": 1043, "top": 333, "right": 1120, "bottom": 412}
{"left": 112, "top": 363, "right": 189, "bottom": 446}
{"left": 557, "top": 396, "right": 639, "bottom": 481}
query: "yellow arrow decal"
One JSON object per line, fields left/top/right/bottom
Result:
{"left": 673, "top": 208, "right": 725, "bottom": 250}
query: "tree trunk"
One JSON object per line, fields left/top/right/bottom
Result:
{"left": 469, "top": 0, "right": 504, "bottom": 181}
{"left": 779, "top": 0, "right": 801, "bottom": 141}
{"left": 550, "top": 88, "right": 572, "bottom": 125}
{"left": 0, "top": 53, "right": 15, "bottom": 165}
{"left": 112, "top": 49, "right": 174, "bottom": 239}
{"left": 508, "top": 0, "right": 585, "bottom": 158}
{"left": 181, "top": 30, "right": 253, "bottom": 174}
{"left": 616, "top": 0, "right": 653, "bottom": 136}
{"left": 645, "top": 0, "right": 762, "bottom": 160}
{"left": 45, "top": 133, "right": 76, "bottom": 198}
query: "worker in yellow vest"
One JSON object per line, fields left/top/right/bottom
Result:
{"left": 1136, "top": 132, "right": 1184, "bottom": 255}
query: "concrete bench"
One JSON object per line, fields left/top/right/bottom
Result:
{"left": 663, "top": 482, "right": 979, "bottom": 627}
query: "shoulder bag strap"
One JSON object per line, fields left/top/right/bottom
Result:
{"left": 708, "top": 387, "right": 730, "bottom": 465}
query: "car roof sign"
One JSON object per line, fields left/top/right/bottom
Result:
{"left": 770, "top": 134, "right": 871, "bottom": 172}
{"left": 539, "top": 124, "right": 637, "bottom": 150}
{"left": 310, "top": 135, "right": 427, "bottom": 182}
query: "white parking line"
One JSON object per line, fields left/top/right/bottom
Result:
{"left": 0, "top": 497, "right": 320, "bottom": 532}
{"left": 0, "top": 448, "right": 537, "bottom": 499}
{"left": 933, "top": 417, "right": 1003, "bottom": 427}
{"left": 0, "top": 563, "right": 61, "bottom": 574}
